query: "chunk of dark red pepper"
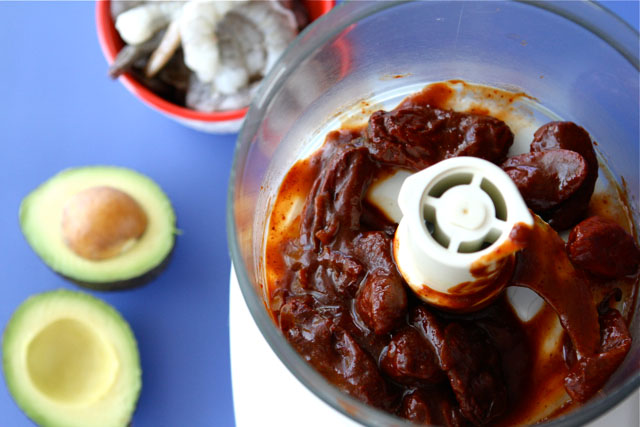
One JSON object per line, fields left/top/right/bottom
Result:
{"left": 530, "top": 121, "right": 598, "bottom": 230}
{"left": 567, "top": 216, "right": 640, "bottom": 279}
{"left": 501, "top": 149, "right": 587, "bottom": 212}
{"left": 353, "top": 232, "right": 407, "bottom": 335}
{"left": 380, "top": 327, "right": 445, "bottom": 385}
{"left": 440, "top": 322, "right": 508, "bottom": 425}
{"left": 365, "top": 105, "right": 513, "bottom": 170}
{"left": 411, "top": 306, "right": 508, "bottom": 425}
{"left": 399, "top": 389, "right": 470, "bottom": 426}
{"left": 564, "top": 291, "right": 632, "bottom": 402}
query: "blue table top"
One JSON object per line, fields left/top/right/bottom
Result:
{"left": 0, "top": 2, "right": 637, "bottom": 426}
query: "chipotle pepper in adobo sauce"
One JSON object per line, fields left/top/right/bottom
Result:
{"left": 264, "top": 82, "right": 637, "bottom": 425}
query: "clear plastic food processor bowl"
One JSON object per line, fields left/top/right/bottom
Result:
{"left": 228, "top": 1, "right": 639, "bottom": 425}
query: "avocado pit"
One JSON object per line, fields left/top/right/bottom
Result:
{"left": 62, "top": 186, "right": 148, "bottom": 260}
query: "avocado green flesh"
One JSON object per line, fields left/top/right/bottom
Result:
{"left": 20, "top": 166, "right": 176, "bottom": 287}
{"left": 61, "top": 243, "right": 175, "bottom": 291}
{"left": 2, "top": 290, "right": 141, "bottom": 427}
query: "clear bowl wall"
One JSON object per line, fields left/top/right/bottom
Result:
{"left": 228, "top": 1, "right": 639, "bottom": 425}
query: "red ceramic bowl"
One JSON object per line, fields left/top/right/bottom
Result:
{"left": 96, "top": 0, "right": 336, "bottom": 133}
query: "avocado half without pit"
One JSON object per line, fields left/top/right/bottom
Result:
{"left": 2, "top": 289, "right": 141, "bottom": 427}
{"left": 20, "top": 166, "right": 176, "bottom": 290}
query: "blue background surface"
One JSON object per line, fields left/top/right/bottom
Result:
{"left": 0, "top": 1, "right": 637, "bottom": 426}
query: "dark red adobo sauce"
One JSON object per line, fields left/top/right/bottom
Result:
{"left": 265, "top": 83, "right": 639, "bottom": 425}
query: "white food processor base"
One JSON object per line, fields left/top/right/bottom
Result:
{"left": 229, "top": 266, "right": 639, "bottom": 426}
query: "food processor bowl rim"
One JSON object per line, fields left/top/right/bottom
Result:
{"left": 227, "top": 1, "right": 640, "bottom": 426}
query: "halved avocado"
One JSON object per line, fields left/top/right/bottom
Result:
{"left": 20, "top": 166, "right": 176, "bottom": 290}
{"left": 2, "top": 289, "right": 141, "bottom": 427}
